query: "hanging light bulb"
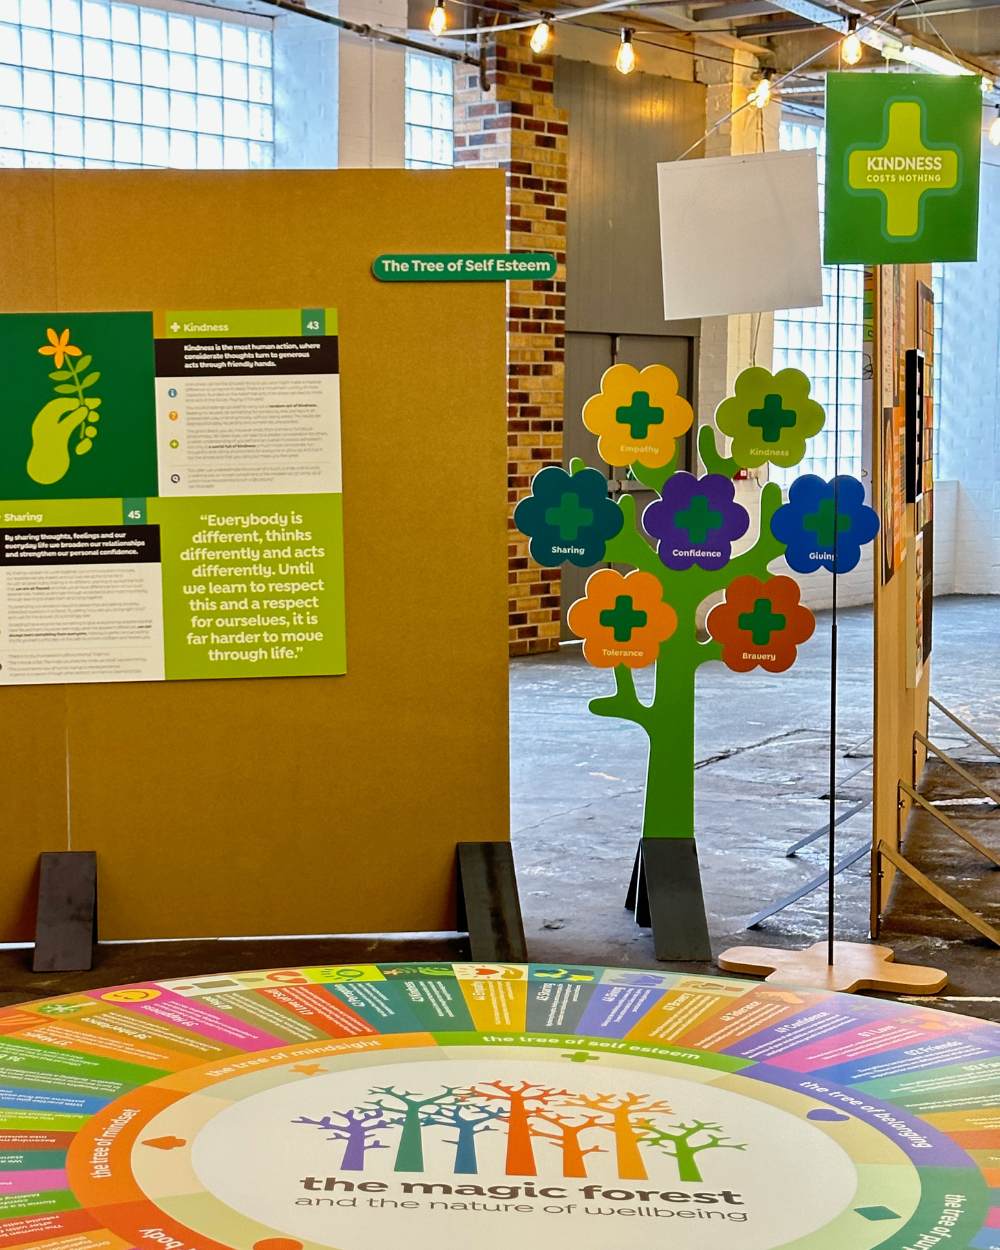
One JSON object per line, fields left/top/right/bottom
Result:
{"left": 428, "top": 0, "right": 446, "bottom": 37}
{"left": 616, "top": 27, "right": 636, "bottom": 75}
{"left": 530, "top": 15, "right": 553, "bottom": 54}
{"left": 990, "top": 110, "right": 1000, "bottom": 147}
{"left": 841, "top": 17, "right": 862, "bottom": 65}
{"left": 749, "top": 71, "right": 772, "bottom": 109}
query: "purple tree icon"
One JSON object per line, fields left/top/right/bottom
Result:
{"left": 292, "top": 1109, "right": 393, "bottom": 1171}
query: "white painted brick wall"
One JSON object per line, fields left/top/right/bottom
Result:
{"left": 937, "top": 140, "right": 1000, "bottom": 596}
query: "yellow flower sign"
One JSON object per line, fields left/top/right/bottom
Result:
{"left": 582, "top": 364, "right": 693, "bottom": 469}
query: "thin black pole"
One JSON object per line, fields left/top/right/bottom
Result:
{"left": 828, "top": 262, "right": 842, "bottom": 968}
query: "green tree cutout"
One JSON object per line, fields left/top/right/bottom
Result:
{"left": 636, "top": 1117, "right": 747, "bottom": 1183}
{"left": 512, "top": 362, "right": 864, "bottom": 959}
{"left": 28, "top": 327, "right": 104, "bottom": 485}
{"left": 585, "top": 428, "right": 785, "bottom": 846}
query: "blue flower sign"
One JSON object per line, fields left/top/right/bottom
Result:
{"left": 771, "top": 474, "right": 880, "bottom": 574}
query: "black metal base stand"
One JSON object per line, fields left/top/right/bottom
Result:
{"left": 625, "top": 837, "right": 712, "bottom": 961}
{"left": 457, "top": 842, "right": 527, "bottom": 962}
{"left": 33, "top": 851, "right": 97, "bottom": 973}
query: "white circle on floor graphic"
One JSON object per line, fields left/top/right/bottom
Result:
{"left": 190, "top": 1057, "right": 860, "bottom": 1250}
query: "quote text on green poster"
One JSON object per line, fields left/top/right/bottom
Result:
{"left": 152, "top": 494, "right": 345, "bottom": 680}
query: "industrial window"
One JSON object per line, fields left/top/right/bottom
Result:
{"left": 404, "top": 50, "right": 452, "bottom": 169}
{"left": 772, "top": 119, "right": 865, "bottom": 484}
{"left": 0, "top": 0, "right": 274, "bottom": 170}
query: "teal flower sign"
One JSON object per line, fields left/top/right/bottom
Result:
{"left": 715, "top": 367, "right": 825, "bottom": 469}
{"left": 513, "top": 464, "right": 623, "bottom": 567}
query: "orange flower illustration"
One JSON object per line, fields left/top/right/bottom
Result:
{"left": 567, "top": 569, "right": 677, "bottom": 669}
{"left": 706, "top": 575, "right": 814, "bottom": 673}
{"left": 582, "top": 363, "right": 694, "bottom": 469}
{"left": 38, "top": 328, "right": 82, "bottom": 370}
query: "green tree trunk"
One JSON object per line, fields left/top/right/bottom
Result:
{"left": 394, "top": 1107, "right": 425, "bottom": 1172}
{"left": 641, "top": 653, "right": 696, "bottom": 840}
{"left": 673, "top": 1146, "right": 703, "bottom": 1183}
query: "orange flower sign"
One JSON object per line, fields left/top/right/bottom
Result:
{"left": 582, "top": 364, "right": 694, "bottom": 469}
{"left": 38, "top": 327, "right": 82, "bottom": 371}
{"left": 707, "top": 575, "right": 815, "bottom": 673}
{"left": 567, "top": 569, "right": 677, "bottom": 669}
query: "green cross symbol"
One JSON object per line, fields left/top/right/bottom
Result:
{"left": 848, "top": 101, "right": 960, "bottom": 239}
{"left": 563, "top": 1051, "right": 600, "bottom": 1063}
{"left": 738, "top": 598, "right": 786, "bottom": 645}
{"left": 599, "top": 595, "right": 648, "bottom": 642}
{"left": 804, "top": 498, "right": 851, "bottom": 548}
{"left": 615, "top": 391, "right": 664, "bottom": 440}
{"left": 545, "top": 492, "right": 594, "bottom": 541}
{"left": 748, "top": 393, "right": 796, "bottom": 443}
{"left": 675, "top": 495, "right": 722, "bottom": 545}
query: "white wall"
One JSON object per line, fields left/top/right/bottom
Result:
{"left": 274, "top": 0, "right": 340, "bottom": 167}
{"left": 936, "top": 139, "right": 1000, "bottom": 595}
{"left": 273, "top": 0, "right": 406, "bottom": 169}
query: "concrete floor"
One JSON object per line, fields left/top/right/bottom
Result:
{"left": 0, "top": 596, "right": 996, "bottom": 1017}
{"left": 511, "top": 595, "right": 999, "bottom": 1020}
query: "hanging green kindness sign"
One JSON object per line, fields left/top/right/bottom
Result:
{"left": 824, "top": 73, "right": 982, "bottom": 264}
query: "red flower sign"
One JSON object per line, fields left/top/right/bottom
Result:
{"left": 706, "top": 575, "right": 814, "bottom": 673}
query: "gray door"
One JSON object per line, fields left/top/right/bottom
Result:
{"left": 555, "top": 56, "right": 706, "bottom": 637}
{"left": 561, "top": 332, "right": 695, "bottom": 635}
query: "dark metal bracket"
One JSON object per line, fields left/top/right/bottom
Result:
{"left": 33, "top": 851, "right": 97, "bottom": 973}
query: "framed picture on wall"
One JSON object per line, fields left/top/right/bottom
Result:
{"left": 905, "top": 348, "right": 925, "bottom": 504}
{"left": 880, "top": 405, "right": 905, "bottom": 584}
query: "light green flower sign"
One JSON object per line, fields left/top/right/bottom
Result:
{"left": 714, "top": 367, "right": 825, "bottom": 469}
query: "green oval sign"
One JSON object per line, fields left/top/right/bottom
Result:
{"left": 373, "top": 252, "right": 558, "bottom": 282}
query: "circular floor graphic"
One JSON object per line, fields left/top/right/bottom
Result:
{"left": 0, "top": 963, "right": 996, "bottom": 1250}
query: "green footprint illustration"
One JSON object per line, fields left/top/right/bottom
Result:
{"left": 26, "top": 398, "right": 94, "bottom": 485}
{"left": 28, "top": 328, "right": 104, "bottom": 486}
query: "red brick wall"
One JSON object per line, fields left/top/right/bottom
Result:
{"left": 454, "top": 33, "right": 568, "bottom": 655}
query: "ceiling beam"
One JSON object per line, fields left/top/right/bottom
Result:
{"left": 738, "top": 15, "right": 824, "bottom": 30}
{"left": 696, "top": 0, "right": 782, "bottom": 19}
{"left": 627, "top": 4, "right": 774, "bottom": 52}
{"left": 897, "top": 0, "right": 1000, "bottom": 15}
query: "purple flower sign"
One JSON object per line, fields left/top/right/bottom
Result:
{"left": 642, "top": 472, "right": 750, "bottom": 572}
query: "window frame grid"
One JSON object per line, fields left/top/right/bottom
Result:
{"left": 404, "top": 49, "right": 453, "bottom": 170}
{"left": 0, "top": 0, "right": 274, "bottom": 171}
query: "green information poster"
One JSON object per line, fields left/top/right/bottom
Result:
{"left": 824, "top": 73, "right": 982, "bottom": 264}
{"left": 0, "top": 309, "right": 346, "bottom": 684}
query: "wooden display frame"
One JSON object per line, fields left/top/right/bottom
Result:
{"left": 870, "top": 264, "right": 932, "bottom": 931}
{"left": 0, "top": 168, "right": 512, "bottom": 945}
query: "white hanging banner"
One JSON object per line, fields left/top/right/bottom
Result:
{"left": 657, "top": 148, "right": 823, "bottom": 321}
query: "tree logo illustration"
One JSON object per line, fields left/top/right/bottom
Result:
{"left": 292, "top": 1080, "right": 747, "bottom": 1183}
{"left": 28, "top": 327, "right": 104, "bottom": 485}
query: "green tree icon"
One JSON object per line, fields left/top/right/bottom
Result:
{"left": 636, "top": 1118, "right": 747, "bottom": 1183}
{"left": 364, "top": 1086, "right": 460, "bottom": 1173}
